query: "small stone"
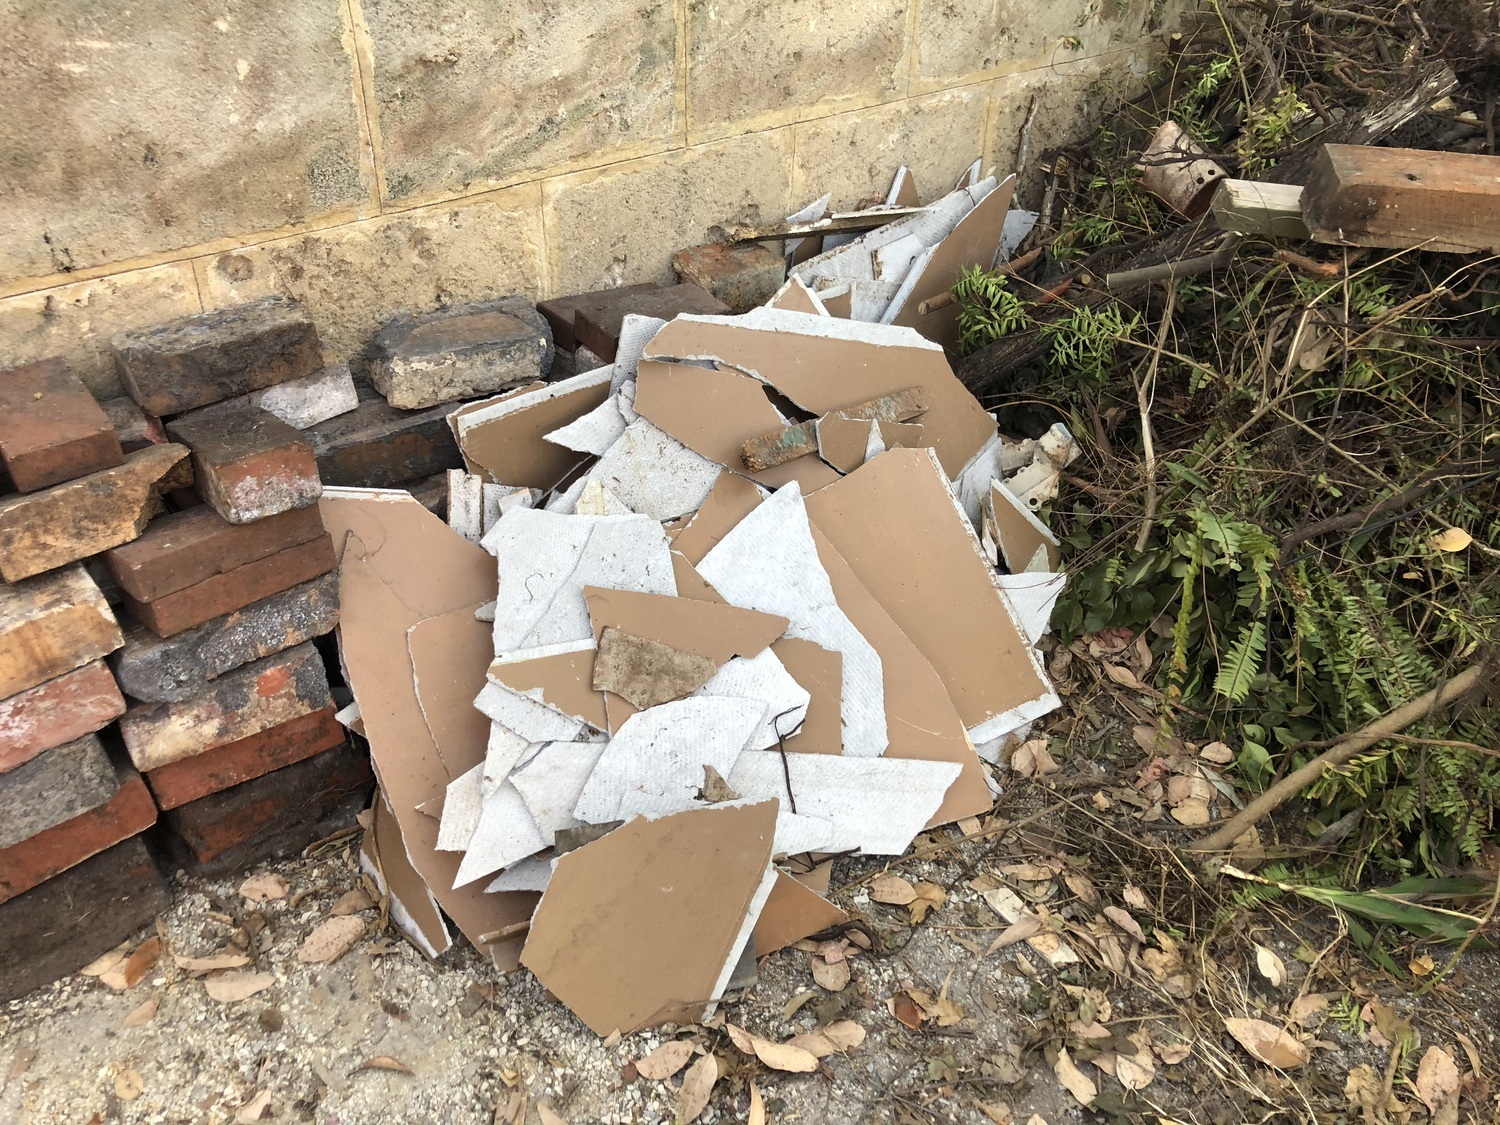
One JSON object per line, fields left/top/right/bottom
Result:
{"left": 0, "top": 358, "right": 124, "bottom": 492}
{"left": 112, "top": 296, "right": 324, "bottom": 416}
{"left": 0, "top": 661, "right": 126, "bottom": 774}
{"left": 120, "top": 534, "right": 337, "bottom": 638}
{"left": 99, "top": 397, "right": 168, "bottom": 453}
{"left": 575, "top": 283, "right": 730, "bottom": 362}
{"left": 538, "top": 282, "right": 661, "bottom": 353}
{"left": 112, "top": 574, "right": 339, "bottom": 703}
{"left": 672, "top": 242, "right": 787, "bottom": 313}
{"left": 118, "top": 641, "right": 332, "bottom": 771}
{"left": 0, "top": 444, "right": 188, "bottom": 582}
{"left": 167, "top": 404, "right": 321, "bottom": 525}
{"left": 0, "top": 835, "right": 170, "bottom": 1003}
{"left": 0, "top": 566, "right": 124, "bottom": 699}
{"left": 369, "top": 296, "right": 553, "bottom": 410}
{"left": 0, "top": 733, "right": 118, "bottom": 850}
{"left": 248, "top": 364, "right": 359, "bottom": 429}
{"left": 306, "top": 382, "right": 464, "bottom": 488}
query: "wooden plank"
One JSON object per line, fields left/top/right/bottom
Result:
{"left": 739, "top": 387, "right": 927, "bottom": 471}
{"left": 1211, "top": 180, "right": 1309, "bottom": 238}
{"left": 729, "top": 208, "right": 924, "bottom": 243}
{"left": 1302, "top": 144, "right": 1500, "bottom": 253}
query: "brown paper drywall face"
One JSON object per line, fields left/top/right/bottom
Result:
{"left": 447, "top": 382, "right": 546, "bottom": 474}
{"left": 453, "top": 373, "right": 612, "bottom": 490}
{"left": 521, "top": 800, "right": 778, "bottom": 1035}
{"left": 409, "top": 609, "right": 495, "bottom": 779}
{"left": 989, "top": 479, "right": 1061, "bottom": 573}
{"left": 771, "top": 638, "right": 843, "bottom": 755}
{"left": 670, "top": 552, "right": 728, "bottom": 603}
{"left": 633, "top": 361, "right": 794, "bottom": 482}
{"left": 767, "top": 277, "right": 829, "bottom": 316}
{"left": 362, "top": 788, "right": 448, "bottom": 959}
{"left": 487, "top": 647, "right": 609, "bottom": 731}
{"left": 673, "top": 472, "right": 765, "bottom": 565}
{"left": 804, "top": 449, "right": 1055, "bottom": 744}
{"left": 746, "top": 454, "right": 842, "bottom": 493}
{"left": 753, "top": 871, "right": 848, "bottom": 957}
{"left": 643, "top": 311, "right": 995, "bottom": 478}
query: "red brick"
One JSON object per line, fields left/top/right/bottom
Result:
{"left": 0, "top": 759, "right": 157, "bottom": 905}
{"left": 100, "top": 396, "right": 168, "bottom": 453}
{"left": 538, "top": 282, "right": 660, "bottom": 352}
{"left": 0, "top": 358, "right": 124, "bottom": 492}
{"left": 145, "top": 705, "right": 346, "bottom": 810}
{"left": 672, "top": 242, "right": 786, "bottom": 313}
{"left": 104, "top": 503, "right": 326, "bottom": 603}
{"left": 575, "top": 284, "right": 730, "bottom": 362}
{"left": 0, "top": 661, "right": 126, "bottom": 774}
{"left": 166, "top": 403, "right": 321, "bottom": 525}
{"left": 121, "top": 533, "right": 337, "bottom": 637}
{"left": 159, "top": 741, "right": 373, "bottom": 876}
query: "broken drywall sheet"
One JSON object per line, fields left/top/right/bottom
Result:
{"left": 362, "top": 790, "right": 449, "bottom": 960}
{"left": 474, "top": 680, "right": 589, "bottom": 743}
{"left": 573, "top": 479, "right": 633, "bottom": 516}
{"left": 594, "top": 626, "right": 720, "bottom": 709}
{"left": 486, "top": 853, "right": 554, "bottom": 894}
{"left": 509, "top": 739, "right": 610, "bottom": 839}
{"left": 988, "top": 478, "right": 1061, "bottom": 574}
{"left": 436, "top": 763, "right": 485, "bottom": 852}
{"left": 576, "top": 418, "right": 721, "bottom": 521}
{"left": 766, "top": 276, "right": 830, "bottom": 316}
{"left": 705, "top": 862, "right": 779, "bottom": 1019}
{"left": 453, "top": 780, "right": 548, "bottom": 888}
{"left": 481, "top": 722, "right": 542, "bottom": 796}
{"left": 1000, "top": 208, "right": 1039, "bottom": 261}
{"left": 408, "top": 608, "right": 495, "bottom": 780}
{"left": 487, "top": 508, "right": 675, "bottom": 655}
{"left": 447, "top": 470, "right": 486, "bottom": 544}
{"left": 791, "top": 182, "right": 982, "bottom": 286}
{"left": 634, "top": 360, "right": 786, "bottom": 474}
{"left": 544, "top": 393, "right": 629, "bottom": 457}
{"left": 609, "top": 314, "right": 669, "bottom": 398}
{"left": 804, "top": 449, "right": 1058, "bottom": 746}
{"left": 487, "top": 640, "right": 609, "bottom": 732}
{"left": 954, "top": 432, "right": 1033, "bottom": 528}
{"left": 453, "top": 368, "right": 612, "bottom": 491}
{"left": 727, "top": 751, "right": 961, "bottom": 855}
{"left": 997, "top": 572, "right": 1067, "bottom": 646}
{"left": 671, "top": 472, "right": 766, "bottom": 565}
{"left": 583, "top": 586, "right": 789, "bottom": 665}
{"left": 572, "top": 696, "right": 766, "bottom": 823}
{"left": 754, "top": 871, "right": 849, "bottom": 957}
{"left": 696, "top": 484, "right": 887, "bottom": 758}
{"left": 520, "top": 800, "right": 778, "bottom": 1036}
{"left": 695, "top": 649, "right": 810, "bottom": 751}
{"left": 771, "top": 638, "right": 843, "bottom": 755}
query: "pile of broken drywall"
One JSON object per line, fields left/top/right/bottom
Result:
{"left": 326, "top": 266, "right": 1074, "bottom": 1037}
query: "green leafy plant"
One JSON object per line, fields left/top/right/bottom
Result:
{"left": 954, "top": 266, "right": 1029, "bottom": 358}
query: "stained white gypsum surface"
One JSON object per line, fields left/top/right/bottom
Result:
{"left": 447, "top": 471, "right": 485, "bottom": 544}
{"left": 878, "top": 245, "right": 938, "bottom": 324}
{"left": 543, "top": 392, "right": 628, "bottom": 456}
{"left": 360, "top": 847, "right": 448, "bottom": 960}
{"left": 576, "top": 417, "right": 721, "bottom": 521}
{"left": 571, "top": 696, "right": 765, "bottom": 823}
{"left": 487, "top": 508, "right": 675, "bottom": 654}
{"left": 726, "top": 751, "right": 961, "bottom": 855}
{"left": 610, "top": 314, "right": 669, "bottom": 396}
{"left": 542, "top": 473, "right": 590, "bottom": 516}
{"left": 791, "top": 182, "right": 989, "bottom": 284}
{"left": 996, "top": 572, "right": 1068, "bottom": 647}
{"left": 452, "top": 781, "right": 548, "bottom": 888}
{"left": 1000, "top": 209, "right": 1040, "bottom": 262}
{"left": 508, "top": 739, "right": 610, "bottom": 839}
{"left": 646, "top": 306, "right": 948, "bottom": 358}
{"left": 694, "top": 649, "right": 810, "bottom": 751}
{"left": 481, "top": 721, "right": 544, "bottom": 795}
{"left": 436, "top": 763, "right": 485, "bottom": 852}
{"left": 484, "top": 853, "right": 555, "bottom": 894}
{"left": 475, "top": 681, "right": 587, "bottom": 744}
{"left": 574, "top": 479, "right": 633, "bottom": 516}
{"left": 697, "top": 484, "right": 888, "bottom": 758}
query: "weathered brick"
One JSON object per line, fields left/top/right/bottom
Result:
{"left": 119, "top": 641, "right": 331, "bottom": 771}
{"left": 0, "top": 358, "right": 124, "bottom": 492}
{"left": 145, "top": 705, "right": 346, "bottom": 810}
{"left": 121, "top": 534, "right": 337, "bottom": 638}
{"left": 0, "top": 835, "right": 170, "bottom": 1002}
{"left": 538, "top": 282, "right": 660, "bottom": 353}
{"left": 166, "top": 403, "right": 322, "bottom": 525}
{"left": 158, "top": 741, "right": 373, "bottom": 876}
{"left": 0, "top": 661, "right": 126, "bottom": 774}
{"left": 575, "top": 283, "right": 731, "bottom": 361}
{"left": 369, "top": 296, "right": 553, "bottom": 410}
{"left": 672, "top": 242, "right": 786, "bottom": 313}
{"left": 0, "top": 566, "right": 124, "bottom": 699}
{"left": 104, "top": 503, "right": 326, "bottom": 604}
{"left": 306, "top": 382, "right": 464, "bottom": 488}
{"left": 112, "top": 296, "right": 324, "bottom": 417}
{"left": 0, "top": 732, "right": 117, "bottom": 849}
{"left": 100, "top": 396, "right": 168, "bottom": 453}
{"left": 112, "top": 574, "right": 338, "bottom": 703}
{"left": 0, "top": 444, "right": 188, "bottom": 582}
{"left": 0, "top": 758, "right": 157, "bottom": 905}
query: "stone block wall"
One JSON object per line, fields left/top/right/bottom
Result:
{"left": 1, "top": 0, "right": 1182, "bottom": 397}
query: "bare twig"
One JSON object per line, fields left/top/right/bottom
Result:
{"left": 1134, "top": 281, "right": 1177, "bottom": 551}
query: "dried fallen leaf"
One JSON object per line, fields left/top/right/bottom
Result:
{"left": 354, "top": 1056, "right": 413, "bottom": 1075}
{"left": 1289, "top": 992, "right": 1332, "bottom": 1027}
{"left": 100, "top": 937, "right": 161, "bottom": 991}
{"left": 811, "top": 956, "right": 850, "bottom": 991}
{"left": 1116, "top": 1052, "right": 1154, "bottom": 1091}
{"left": 747, "top": 1081, "right": 766, "bottom": 1125}
{"left": 1415, "top": 1047, "right": 1461, "bottom": 1116}
{"left": 1012, "top": 739, "right": 1060, "bottom": 778}
{"left": 1169, "top": 797, "right": 1212, "bottom": 826}
{"left": 234, "top": 1089, "right": 273, "bottom": 1122}
{"left": 1199, "top": 740, "right": 1234, "bottom": 764}
{"left": 536, "top": 1102, "right": 569, "bottom": 1125}
{"left": 114, "top": 1068, "right": 144, "bottom": 1101}
{"left": 725, "top": 1024, "right": 819, "bottom": 1073}
{"left": 891, "top": 992, "right": 925, "bottom": 1029}
{"left": 636, "top": 1041, "right": 695, "bottom": 1081}
{"left": 1345, "top": 1063, "right": 1386, "bottom": 1120}
{"left": 1063, "top": 872, "right": 1098, "bottom": 906}
{"left": 80, "top": 942, "right": 131, "bottom": 978}
{"left": 173, "top": 952, "right": 251, "bottom": 973}
{"left": 908, "top": 882, "right": 946, "bottom": 924}
{"left": 1433, "top": 528, "right": 1473, "bottom": 552}
{"left": 1102, "top": 906, "right": 1146, "bottom": 943}
{"left": 1224, "top": 1017, "right": 1308, "bottom": 1069}
{"left": 1054, "top": 1047, "right": 1097, "bottom": 1106}
{"left": 1122, "top": 884, "right": 1149, "bottom": 911}
{"left": 675, "top": 1053, "right": 717, "bottom": 1124}
{"left": 1154, "top": 1039, "right": 1192, "bottom": 1065}
{"left": 121, "top": 998, "right": 158, "bottom": 1029}
{"left": 986, "top": 915, "right": 1041, "bottom": 955}
{"left": 203, "top": 970, "right": 275, "bottom": 1004}
{"left": 1409, "top": 953, "right": 1435, "bottom": 977}
{"left": 1255, "top": 944, "right": 1288, "bottom": 987}
{"left": 238, "top": 872, "right": 289, "bottom": 902}
{"left": 869, "top": 874, "right": 918, "bottom": 905}
{"left": 331, "top": 889, "right": 376, "bottom": 916}
{"left": 298, "top": 915, "right": 365, "bottom": 964}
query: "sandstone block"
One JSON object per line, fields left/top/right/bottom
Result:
{"left": 145, "top": 705, "right": 346, "bottom": 810}
{"left": 0, "top": 566, "right": 124, "bottom": 699}
{"left": 538, "top": 283, "right": 661, "bottom": 353}
{"left": 306, "top": 382, "right": 464, "bottom": 487}
{"left": 121, "top": 534, "right": 337, "bottom": 638}
{"left": 104, "top": 503, "right": 326, "bottom": 604}
{"left": 575, "top": 284, "right": 730, "bottom": 361}
{"left": 100, "top": 396, "right": 169, "bottom": 453}
{"left": 159, "top": 741, "right": 373, "bottom": 876}
{"left": 167, "top": 403, "right": 321, "bottom": 524}
{"left": 0, "top": 661, "right": 126, "bottom": 774}
{"left": 672, "top": 243, "right": 786, "bottom": 313}
{"left": 119, "top": 641, "right": 332, "bottom": 771}
{"left": 369, "top": 296, "right": 553, "bottom": 410}
{"left": 0, "top": 835, "right": 170, "bottom": 1002}
{"left": 112, "top": 574, "right": 339, "bottom": 703}
{"left": 0, "top": 358, "right": 124, "bottom": 492}
{"left": 113, "top": 297, "right": 323, "bottom": 416}
{"left": 0, "top": 444, "right": 187, "bottom": 582}
{"left": 0, "top": 759, "right": 156, "bottom": 905}
{"left": 0, "top": 732, "right": 118, "bottom": 850}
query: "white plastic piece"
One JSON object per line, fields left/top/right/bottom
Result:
{"left": 1003, "top": 423, "right": 1079, "bottom": 509}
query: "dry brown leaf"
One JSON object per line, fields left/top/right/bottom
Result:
{"left": 1011, "top": 739, "right": 1060, "bottom": 778}
{"left": 1199, "top": 741, "right": 1234, "bottom": 764}
{"left": 203, "top": 970, "right": 275, "bottom": 1004}
{"left": 1102, "top": 906, "right": 1145, "bottom": 943}
{"left": 537, "top": 1102, "right": 569, "bottom": 1125}
{"left": 1224, "top": 1017, "right": 1308, "bottom": 1069}
{"left": 1169, "top": 797, "right": 1212, "bottom": 826}
{"left": 1153, "top": 1040, "right": 1192, "bottom": 1065}
{"left": 1433, "top": 528, "right": 1472, "bottom": 552}
{"left": 234, "top": 1090, "right": 273, "bottom": 1123}
{"left": 238, "top": 872, "right": 289, "bottom": 902}
{"left": 1345, "top": 1063, "right": 1386, "bottom": 1121}
{"left": 1000, "top": 863, "right": 1056, "bottom": 882}
{"left": 1455, "top": 1032, "right": 1484, "bottom": 1078}
{"left": 1103, "top": 663, "right": 1148, "bottom": 692}
{"left": 725, "top": 1023, "right": 756, "bottom": 1054}
{"left": 1116, "top": 1051, "right": 1155, "bottom": 1091}
{"left": 1409, "top": 953, "right": 1436, "bottom": 977}
{"left": 869, "top": 874, "right": 918, "bottom": 905}
{"left": 636, "top": 1040, "right": 695, "bottom": 1081}
{"left": 1063, "top": 872, "right": 1098, "bottom": 906}
{"left": 114, "top": 1068, "right": 144, "bottom": 1101}
{"left": 1415, "top": 1047, "right": 1462, "bottom": 1116}
{"left": 986, "top": 915, "right": 1041, "bottom": 955}
{"left": 80, "top": 942, "right": 130, "bottom": 978}
{"left": 1255, "top": 944, "right": 1287, "bottom": 987}
{"left": 908, "top": 882, "right": 946, "bottom": 924}
{"left": 811, "top": 956, "right": 850, "bottom": 991}
{"left": 100, "top": 937, "right": 161, "bottom": 991}
{"left": 725, "top": 1024, "right": 819, "bottom": 1073}
{"left": 331, "top": 889, "right": 376, "bottom": 916}
{"left": 1054, "top": 1047, "right": 1097, "bottom": 1106}
{"left": 355, "top": 1056, "right": 413, "bottom": 1075}
{"left": 891, "top": 992, "right": 925, "bottom": 1029}
{"left": 1289, "top": 993, "right": 1332, "bottom": 1027}
{"left": 174, "top": 952, "right": 251, "bottom": 973}
{"left": 121, "top": 998, "right": 158, "bottom": 1029}
{"left": 1122, "top": 884, "right": 1149, "bottom": 910}
{"left": 676, "top": 1054, "right": 717, "bottom": 1124}
{"left": 747, "top": 1082, "right": 766, "bottom": 1125}
{"left": 298, "top": 915, "right": 365, "bottom": 964}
